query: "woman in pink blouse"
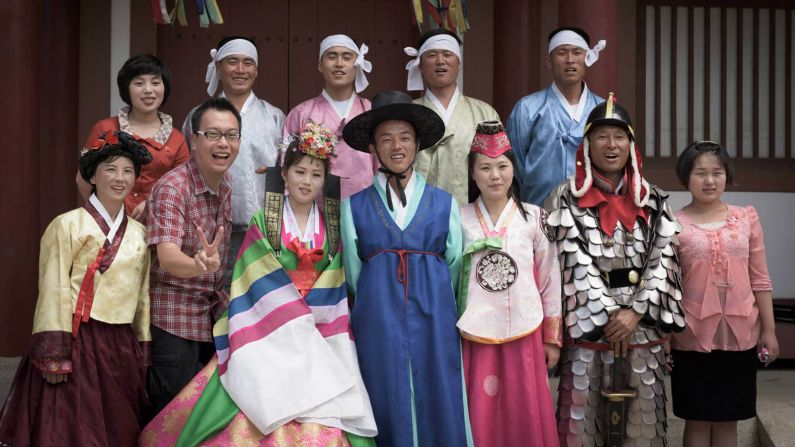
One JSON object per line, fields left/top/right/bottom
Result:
{"left": 671, "top": 141, "right": 779, "bottom": 447}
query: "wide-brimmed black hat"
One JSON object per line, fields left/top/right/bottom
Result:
{"left": 343, "top": 90, "right": 445, "bottom": 152}
{"left": 584, "top": 93, "right": 635, "bottom": 139}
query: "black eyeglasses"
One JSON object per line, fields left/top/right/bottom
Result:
{"left": 195, "top": 129, "right": 241, "bottom": 142}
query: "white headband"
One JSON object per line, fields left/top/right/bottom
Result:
{"left": 318, "top": 34, "right": 372, "bottom": 93}
{"left": 205, "top": 39, "right": 259, "bottom": 97}
{"left": 548, "top": 30, "right": 606, "bottom": 67}
{"left": 404, "top": 34, "right": 462, "bottom": 91}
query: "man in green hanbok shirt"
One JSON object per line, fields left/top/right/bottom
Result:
{"left": 404, "top": 29, "right": 499, "bottom": 206}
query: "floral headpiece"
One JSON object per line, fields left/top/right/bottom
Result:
{"left": 282, "top": 120, "right": 338, "bottom": 163}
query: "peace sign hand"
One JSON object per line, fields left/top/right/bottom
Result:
{"left": 194, "top": 225, "right": 225, "bottom": 274}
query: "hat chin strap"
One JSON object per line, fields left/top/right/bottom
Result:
{"left": 571, "top": 138, "right": 651, "bottom": 206}
{"left": 374, "top": 139, "right": 419, "bottom": 211}
{"left": 571, "top": 138, "right": 593, "bottom": 198}
{"left": 629, "top": 140, "right": 650, "bottom": 207}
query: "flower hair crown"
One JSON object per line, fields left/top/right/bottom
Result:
{"left": 282, "top": 120, "right": 338, "bottom": 162}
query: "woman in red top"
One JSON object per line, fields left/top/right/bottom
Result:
{"left": 76, "top": 54, "right": 189, "bottom": 222}
{"left": 671, "top": 141, "right": 779, "bottom": 447}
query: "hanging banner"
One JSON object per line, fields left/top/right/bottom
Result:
{"left": 151, "top": 0, "right": 223, "bottom": 27}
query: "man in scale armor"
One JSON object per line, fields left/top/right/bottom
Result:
{"left": 545, "top": 93, "right": 686, "bottom": 447}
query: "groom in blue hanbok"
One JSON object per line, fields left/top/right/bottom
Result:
{"left": 507, "top": 27, "right": 606, "bottom": 206}
{"left": 340, "top": 91, "right": 470, "bottom": 447}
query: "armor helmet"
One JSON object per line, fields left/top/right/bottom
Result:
{"left": 571, "top": 93, "right": 650, "bottom": 209}
{"left": 584, "top": 92, "right": 635, "bottom": 139}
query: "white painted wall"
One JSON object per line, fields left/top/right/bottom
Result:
{"left": 109, "top": 0, "right": 131, "bottom": 116}
{"left": 668, "top": 191, "right": 795, "bottom": 298}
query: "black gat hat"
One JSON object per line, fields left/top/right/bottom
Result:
{"left": 342, "top": 90, "right": 445, "bottom": 152}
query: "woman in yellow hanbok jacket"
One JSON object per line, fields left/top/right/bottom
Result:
{"left": 0, "top": 131, "right": 153, "bottom": 447}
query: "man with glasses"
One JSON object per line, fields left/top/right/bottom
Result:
{"left": 183, "top": 36, "right": 285, "bottom": 290}
{"left": 145, "top": 98, "right": 240, "bottom": 418}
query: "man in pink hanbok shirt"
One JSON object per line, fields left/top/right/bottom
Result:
{"left": 283, "top": 34, "right": 378, "bottom": 199}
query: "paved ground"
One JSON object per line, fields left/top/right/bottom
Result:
{"left": 0, "top": 356, "right": 790, "bottom": 445}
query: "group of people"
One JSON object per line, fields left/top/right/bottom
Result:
{"left": 0, "top": 24, "right": 779, "bottom": 447}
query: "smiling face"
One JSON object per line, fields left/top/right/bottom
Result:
{"left": 318, "top": 46, "right": 357, "bottom": 91}
{"left": 90, "top": 156, "right": 135, "bottom": 211}
{"left": 472, "top": 153, "right": 513, "bottom": 203}
{"left": 192, "top": 109, "right": 240, "bottom": 181}
{"left": 546, "top": 44, "right": 587, "bottom": 88}
{"left": 282, "top": 155, "right": 326, "bottom": 208}
{"left": 687, "top": 153, "right": 726, "bottom": 205}
{"left": 419, "top": 49, "right": 460, "bottom": 90}
{"left": 217, "top": 55, "right": 258, "bottom": 97}
{"left": 369, "top": 120, "right": 417, "bottom": 175}
{"left": 588, "top": 125, "right": 631, "bottom": 185}
{"left": 128, "top": 74, "right": 165, "bottom": 114}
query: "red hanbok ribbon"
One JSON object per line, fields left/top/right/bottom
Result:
{"left": 72, "top": 247, "right": 106, "bottom": 337}
{"left": 286, "top": 238, "right": 324, "bottom": 297}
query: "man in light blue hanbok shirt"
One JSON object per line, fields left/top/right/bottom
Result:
{"left": 507, "top": 27, "right": 606, "bottom": 206}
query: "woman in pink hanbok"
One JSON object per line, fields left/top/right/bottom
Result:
{"left": 457, "top": 121, "right": 561, "bottom": 447}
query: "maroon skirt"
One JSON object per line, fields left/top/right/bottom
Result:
{"left": 0, "top": 319, "right": 147, "bottom": 447}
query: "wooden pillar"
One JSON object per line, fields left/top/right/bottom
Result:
{"left": 0, "top": 0, "right": 80, "bottom": 355}
{"left": 493, "top": 0, "right": 542, "bottom": 118}
{"left": 0, "top": 0, "right": 42, "bottom": 355}
{"left": 40, "top": 0, "right": 81, "bottom": 233}
{"left": 558, "top": 0, "right": 621, "bottom": 98}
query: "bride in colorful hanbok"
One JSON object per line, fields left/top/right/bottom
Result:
{"left": 139, "top": 122, "right": 377, "bottom": 447}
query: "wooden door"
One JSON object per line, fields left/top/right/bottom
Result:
{"left": 157, "top": 0, "right": 420, "bottom": 124}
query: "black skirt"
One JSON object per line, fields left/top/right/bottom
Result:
{"left": 671, "top": 348, "right": 758, "bottom": 421}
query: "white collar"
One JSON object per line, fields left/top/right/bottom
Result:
{"left": 476, "top": 196, "right": 515, "bottom": 232}
{"left": 220, "top": 90, "right": 256, "bottom": 114}
{"left": 321, "top": 89, "right": 356, "bottom": 120}
{"left": 283, "top": 198, "right": 320, "bottom": 243}
{"left": 376, "top": 170, "right": 417, "bottom": 228}
{"left": 425, "top": 86, "right": 460, "bottom": 125}
{"left": 551, "top": 82, "right": 589, "bottom": 122}
{"left": 89, "top": 193, "right": 124, "bottom": 243}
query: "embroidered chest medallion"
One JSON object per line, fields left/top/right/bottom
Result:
{"left": 476, "top": 250, "right": 518, "bottom": 291}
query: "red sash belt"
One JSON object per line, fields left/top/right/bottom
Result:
{"left": 72, "top": 247, "right": 106, "bottom": 337}
{"left": 366, "top": 249, "right": 442, "bottom": 305}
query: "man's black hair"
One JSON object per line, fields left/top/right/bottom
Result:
{"left": 190, "top": 98, "right": 242, "bottom": 135}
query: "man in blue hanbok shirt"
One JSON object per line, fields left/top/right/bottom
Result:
{"left": 507, "top": 27, "right": 606, "bottom": 205}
